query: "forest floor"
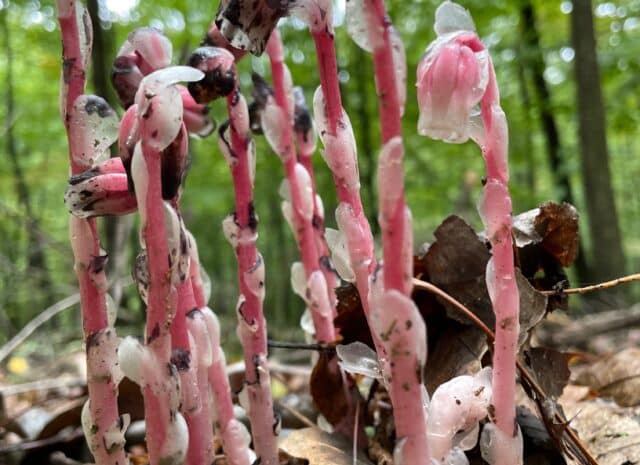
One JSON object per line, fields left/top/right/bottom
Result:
{"left": 1, "top": 303, "right": 640, "bottom": 465}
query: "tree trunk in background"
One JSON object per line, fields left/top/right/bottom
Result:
{"left": 87, "top": 0, "right": 116, "bottom": 104}
{"left": 571, "top": 0, "right": 626, "bottom": 307}
{"left": 519, "top": 0, "right": 590, "bottom": 285}
{"left": 2, "top": 9, "right": 53, "bottom": 305}
{"left": 87, "top": 0, "right": 133, "bottom": 307}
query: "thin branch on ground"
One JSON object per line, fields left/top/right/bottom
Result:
{"left": 541, "top": 273, "right": 640, "bottom": 296}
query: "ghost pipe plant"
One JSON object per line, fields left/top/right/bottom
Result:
{"left": 187, "top": 231, "right": 253, "bottom": 465}
{"left": 292, "top": 87, "right": 337, "bottom": 313}
{"left": 186, "top": 231, "right": 252, "bottom": 465}
{"left": 56, "top": 2, "right": 128, "bottom": 464}
{"left": 212, "top": 0, "right": 378, "bottom": 337}
{"left": 188, "top": 45, "right": 278, "bottom": 465}
{"left": 127, "top": 65, "right": 205, "bottom": 465}
{"left": 417, "top": 2, "right": 523, "bottom": 464}
{"left": 262, "top": 31, "right": 337, "bottom": 344}
{"left": 343, "top": 1, "right": 430, "bottom": 463}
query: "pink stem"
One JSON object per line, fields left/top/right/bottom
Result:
{"left": 140, "top": 140, "right": 179, "bottom": 465}
{"left": 266, "top": 31, "right": 336, "bottom": 344}
{"left": 297, "top": 151, "right": 337, "bottom": 313}
{"left": 225, "top": 88, "right": 279, "bottom": 465}
{"left": 174, "top": 279, "right": 214, "bottom": 465}
{"left": 57, "top": 3, "right": 126, "bottom": 464}
{"left": 306, "top": 23, "right": 380, "bottom": 352}
{"left": 189, "top": 251, "right": 207, "bottom": 309}
{"left": 364, "top": 2, "right": 429, "bottom": 462}
{"left": 183, "top": 282, "right": 215, "bottom": 465}
{"left": 365, "top": 0, "right": 406, "bottom": 293}
{"left": 481, "top": 67, "right": 519, "bottom": 450}
{"left": 311, "top": 30, "right": 342, "bottom": 135}
{"left": 204, "top": 313, "right": 251, "bottom": 465}
{"left": 452, "top": 33, "right": 519, "bottom": 454}
{"left": 187, "top": 233, "right": 249, "bottom": 465}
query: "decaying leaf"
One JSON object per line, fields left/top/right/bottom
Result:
{"left": 309, "top": 352, "right": 349, "bottom": 426}
{"left": 575, "top": 347, "right": 640, "bottom": 407}
{"left": 422, "top": 215, "right": 548, "bottom": 344}
{"left": 425, "top": 325, "right": 486, "bottom": 394}
{"left": 514, "top": 202, "right": 580, "bottom": 311}
{"left": 334, "top": 283, "right": 373, "bottom": 348}
{"left": 279, "top": 427, "right": 373, "bottom": 465}
{"left": 524, "top": 347, "right": 572, "bottom": 400}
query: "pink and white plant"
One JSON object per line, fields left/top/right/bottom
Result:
{"left": 262, "top": 31, "right": 337, "bottom": 344}
{"left": 344, "top": 0, "right": 430, "bottom": 462}
{"left": 417, "top": 2, "right": 523, "bottom": 464}
{"left": 57, "top": 2, "right": 128, "bottom": 464}
{"left": 188, "top": 45, "right": 278, "bottom": 465}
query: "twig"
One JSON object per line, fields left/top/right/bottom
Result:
{"left": 0, "top": 277, "right": 133, "bottom": 364}
{"left": 0, "top": 377, "right": 86, "bottom": 397}
{"left": 0, "top": 293, "right": 80, "bottom": 364}
{"left": 267, "top": 340, "right": 334, "bottom": 353}
{"left": 541, "top": 273, "right": 640, "bottom": 296}
{"left": 276, "top": 401, "right": 316, "bottom": 429}
{"left": 0, "top": 427, "right": 84, "bottom": 454}
{"left": 412, "top": 277, "right": 599, "bottom": 465}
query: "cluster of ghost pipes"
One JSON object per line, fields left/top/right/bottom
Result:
{"left": 58, "top": 0, "right": 523, "bottom": 463}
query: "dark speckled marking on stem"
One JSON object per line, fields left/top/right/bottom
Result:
{"left": 252, "top": 354, "right": 261, "bottom": 384}
{"left": 186, "top": 308, "right": 200, "bottom": 319}
{"left": 84, "top": 96, "right": 115, "bottom": 118}
{"left": 63, "top": 58, "right": 76, "bottom": 84}
{"left": 218, "top": 120, "right": 238, "bottom": 162}
{"left": 248, "top": 253, "right": 263, "bottom": 276}
{"left": 68, "top": 167, "right": 99, "bottom": 185}
{"left": 319, "top": 255, "right": 335, "bottom": 272}
{"left": 248, "top": 100, "right": 263, "bottom": 134}
{"left": 272, "top": 411, "right": 281, "bottom": 435}
{"left": 171, "top": 348, "right": 191, "bottom": 371}
{"left": 380, "top": 319, "right": 396, "bottom": 342}
{"left": 168, "top": 362, "right": 178, "bottom": 378}
{"left": 312, "top": 214, "right": 322, "bottom": 229}
{"left": 147, "top": 323, "right": 160, "bottom": 344}
{"left": 86, "top": 330, "right": 102, "bottom": 349}
{"left": 405, "top": 319, "right": 412, "bottom": 330}
{"left": 142, "top": 101, "right": 153, "bottom": 119}
{"left": 89, "top": 254, "right": 109, "bottom": 273}
{"left": 251, "top": 73, "right": 273, "bottom": 106}
{"left": 248, "top": 201, "right": 258, "bottom": 231}
{"left": 293, "top": 94, "right": 313, "bottom": 137}
{"left": 372, "top": 262, "right": 383, "bottom": 283}
{"left": 487, "top": 404, "right": 496, "bottom": 422}
{"left": 231, "top": 88, "right": 240, "bottom": 106}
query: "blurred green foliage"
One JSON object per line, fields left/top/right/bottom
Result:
{"left": 1, "top": 0, "right": 639, "bottom": 358}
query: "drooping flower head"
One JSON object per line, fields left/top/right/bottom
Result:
{"left": 111, "top": 28, "right": 173, "bottom": 109}
{"left": 416, "top": 1, "right": 489, "bottom": 144}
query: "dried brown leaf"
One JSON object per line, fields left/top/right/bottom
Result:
{"left": 279, "top": 427, "right": 373, "bottom": 465}
{"left": 524, "top": 347, "right": 572, "bottom": 400}
{"left": 535, "top": 203, "right": 580, "bottom": 268}
{"left": 576, "top": 347, "right": 640, "bottom": 407}
{"left": 309, "top": 353, "right": 348, "bottom": 426}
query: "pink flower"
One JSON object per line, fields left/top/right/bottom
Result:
{"left": 416, "top": 2, "right": 488, "bottom": 143}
